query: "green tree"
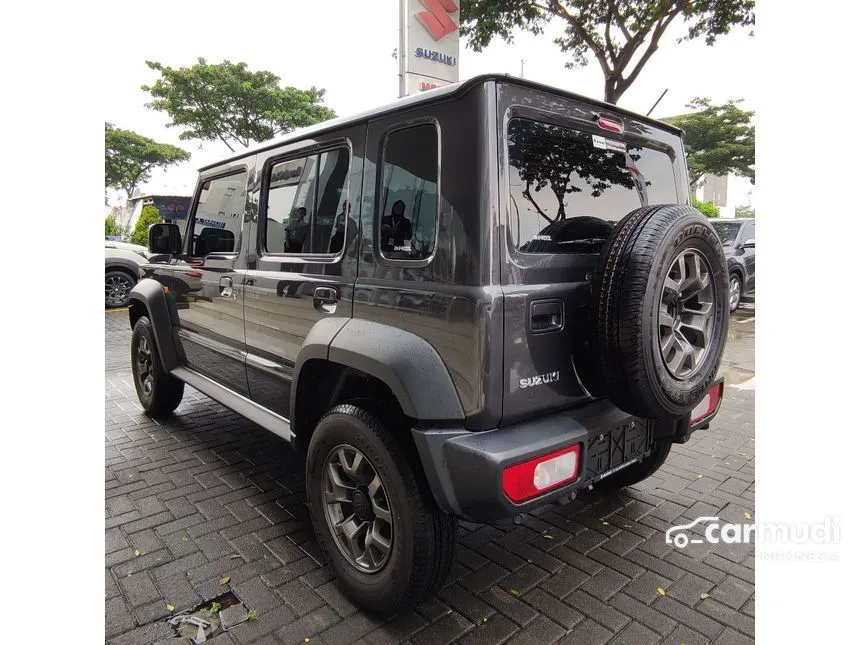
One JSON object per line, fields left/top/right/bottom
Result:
{"left": 692, "top": 196, "right": 720, "bottom": 218}
{"left": 105, "top": 213, "right": 121, "bottom": 237}
{"left": 666, "top": 98, "right": 755, "bottom": 188}
{"left": 460, "top": 1, "right": 754, "bottom": 104}
{"left": 105, "top": 123, "right": 190, "bottom": 200}
{"left": 131, "top": 205, "right": 163, "bottom": 246}
{"left": 142, "top": 58, "right": 337, "bottom": 152}
{"left": 735, "top": 205, "right": 754, "bottom": 218}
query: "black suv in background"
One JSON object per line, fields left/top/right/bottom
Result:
{"left": 711, "top": 218, "right": 755, "bottom": 312}
{"left": 129, "top": 75, "right": 730, "bottom": 613}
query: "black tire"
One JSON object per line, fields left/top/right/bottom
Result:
{"left": 105, "top": 269, "right": 136, "bottom": 308}
{"left": 729, "top": 273, "right": 742, "bottom": 313}
{"left": 590, "top": 205, "right": 729, "bottom": 419}
{"left": 306, "top": 405, "right": 455, "bottom": 614}
{"left": 131, "top": 316, "right": 184, "bottom": 418}
{"left": 592, "top": 440, "right": 672, "bottom": 491}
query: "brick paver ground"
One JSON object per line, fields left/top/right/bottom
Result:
{"left": 105, "top": 304, "right": 755, "bottom": 645}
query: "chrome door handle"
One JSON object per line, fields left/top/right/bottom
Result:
{"left": 313, "top": 286, "right": 338, "bottom": 314}
{"left": 219, "top": 276, "right": 233, "bottom": 298}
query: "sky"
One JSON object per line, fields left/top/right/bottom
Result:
{"left": 103, "top": 0, "right": 756, "bottom": 202}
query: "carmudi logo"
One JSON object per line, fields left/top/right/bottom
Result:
{"left": 416, "top": 0, "right": 459, "bottom": 41}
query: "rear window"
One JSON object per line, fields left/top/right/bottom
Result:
{"left": 507, "top": 118, "right": 678, "bottom": 254}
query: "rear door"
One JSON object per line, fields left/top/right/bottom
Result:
{"left": 243, "top": 126, "right": 364, "bottom": 419}
{"left": 497, "top": 82, "right": 687, "bottom": 425}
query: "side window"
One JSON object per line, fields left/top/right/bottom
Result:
{"left": 264, "top": 148, "right": 351, "bottom": 255}
{"left": 379, "top": 124, "right": 439, "bottom": 261}
{"left": 745, "top": 222, "right": 755, "bottom": 242}
{"left": 266, "top": 155, "right": 317, "bottom": 254}
{"left": 190, "top": 173, "right": 247, "bottom": 256}
{"left": 315, "top": 149, "right": 352, "bottom": 254}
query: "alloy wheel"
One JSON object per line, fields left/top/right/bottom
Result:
{"left": 106, "top": 274, "right": 133, "bottom": 307}
{"left": 658, "top": 249, "right": 716, "bottom": 379}
{"left": 322, "top": 444, "right": 393, "bottom": 573}
{"left": 729, "top": 276, "right": 741, "bottom": 311}
{"left": 136, "top": 335, "right": 154, "bottom": 396}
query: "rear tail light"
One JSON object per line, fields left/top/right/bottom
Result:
{"left": 502, "top": 444, "right": 581, "bottom": 502}
{"left": 691, "top": 382, "right": 723, "bottom": 424}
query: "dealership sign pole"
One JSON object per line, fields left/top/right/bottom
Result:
{"left": 399, "top": 0, "right": 460, "bottom": 97}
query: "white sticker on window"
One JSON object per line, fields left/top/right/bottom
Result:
{"left": 605, "top": 138, "right": 627, "bottom": 153}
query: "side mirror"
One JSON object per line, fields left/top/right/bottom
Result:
{"left": 149, "top": 223, "right": 182, "bottom": 255}
{"left": 741, "top": 239, "right": 755, "bottom": 250}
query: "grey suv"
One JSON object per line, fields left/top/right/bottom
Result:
{"left": 128, "top": 75, "right": 730, "bottom": 613}
{"left": 711, "top": 217, "right": 755, "bottom": 312}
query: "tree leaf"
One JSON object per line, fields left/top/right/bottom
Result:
{"left": 218, "top": 576, "right": 231, "bottom": 586}
{"left": 134, "top": 549, "right": 141, "bottom": 557}
{"left": 656, "top": 587, "right": 666, "bottom": 596}
{"left": 167, "top": 604, "right": 175, "bottom": 611}
{"left": 744, "top": 512, "right": 751, "bottom": 520}
{"left": 700, "top": 593, "right": 710, "bottom": 600}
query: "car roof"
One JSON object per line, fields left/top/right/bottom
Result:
{"left": 199, "top": 73, "right": 684, "bottom": 172}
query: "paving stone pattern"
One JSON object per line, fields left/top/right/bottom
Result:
{"left": 105, "top": 308, "right": 755, "bottom": 644}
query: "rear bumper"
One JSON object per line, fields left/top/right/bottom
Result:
{"left": 412, "top": 379, "right": 723, "bottom": 522}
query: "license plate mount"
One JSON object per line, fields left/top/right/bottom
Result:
{"left": 583, "top": 420, "right": 653, "bottom": 484}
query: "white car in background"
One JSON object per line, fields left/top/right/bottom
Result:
{"left": 105, "top": 241, "right": 149, "bottom": 308}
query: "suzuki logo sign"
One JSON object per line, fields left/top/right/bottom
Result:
{"left": 400, "top": 0, "right": 460, "bottom": 96}
{"left": 416, "top": 0, "right": 459, "bottom": 41}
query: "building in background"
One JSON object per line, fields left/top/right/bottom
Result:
{"left": 694, "top": 173, "right": 755, "bottom": 218}
{"left": 126, "top": 194, "right": 193, "bottom": 226}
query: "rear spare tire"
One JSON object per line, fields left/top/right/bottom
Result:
{"left": 590, "top": 205, "right": 729, "bottom": 419}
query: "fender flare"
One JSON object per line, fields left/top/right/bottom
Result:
{"left": 290, "top": 318, "right": 465, "bottom": 422}
{"left": 127, "top": 278, "right": 182, "bottom": 371}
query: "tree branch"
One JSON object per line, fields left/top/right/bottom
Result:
{"left": 548, "top": 0, "right": 611, "bottom": 76}
{"left": 523, "top": 184, "right": 554, "bottom": 224}
{"left": 616, "top": 6, "right": 684, "bottom": 97}
{"left": 614, "top": 11, "right": 632, "bottom": 41}
{"left": 605, "top": 1, "right": 617, "bottom": 64}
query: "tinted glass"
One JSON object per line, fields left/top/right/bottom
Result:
{"left": 711, "top": 221, "right": 743, "bottom": 245}
{"left": 380, "top": 124, "right": 438, "bottom": 260}
{"left": 266, "top": 155, "right": 317, "bottom": 254}
{"left": 745, "top": 221, "right": 755, "bottom": 242}
{"left": 264, "top": 149, "right": 351, "bottom": 255}
{"left": 314, "top": 149, "right": 352, "bottom": 254}
{"left": 191, "top": 173, "right": 247, "bottom": 256}
{"left": 507, "top": 118, "right": 678, "bottom": 254}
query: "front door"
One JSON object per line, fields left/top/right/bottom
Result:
{"left": 243, "top": 127, "right": 364, "bottom": 418}
{"left": 172, "top": 167, "right": 252, "bottom": 396}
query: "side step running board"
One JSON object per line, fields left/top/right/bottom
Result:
{"left": 171, "top": 366, "right": 295, "bottom": 444}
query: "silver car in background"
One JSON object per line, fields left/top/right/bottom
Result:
{"left": 105, "top": 241, "right": 149, "bottom": 308}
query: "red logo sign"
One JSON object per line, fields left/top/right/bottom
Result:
{"left": 416, "top": 0, "right": 458, "bottom": 41}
